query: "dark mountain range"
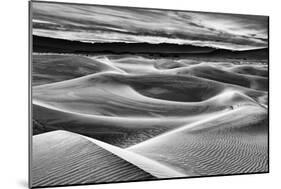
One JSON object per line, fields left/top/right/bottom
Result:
{"left": 33, "top": 35, "right": 268, "bottom": 59}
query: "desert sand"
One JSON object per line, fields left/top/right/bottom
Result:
{"left": 32, "top": 53, "right": 268, "bottom": 187}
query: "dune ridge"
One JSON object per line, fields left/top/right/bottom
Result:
{"left": 80, "top": 135, "right": 186, "bottom": 178}
{"left": 32, "top": 130, "right": 155, "bottom": 187}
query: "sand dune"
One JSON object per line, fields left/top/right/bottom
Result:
{"left": 32, "top": 103, "right": 188, "bottom": 147}
{"left": 33, "top": 95, "right": 247, "bottom": 147}
{"left": 32, "top": 55, "right": 267, "bottom": 148}
{"left": 128, "top": 106, "right": 268, "bottom": 176}
{"left": 80, "top": 135, "right": 186, "bottom": 178}
{"left": 32, "top": 88, "right": 263, "bottom": 148}
{"left": 32, "top": 130, "right": 155, "bottom": 187}
{"left": 165, "top": 64, "right": 268, "bottom": 91}
{"left": 32, "top": 130, "right": 188, "bottom": 187}
{"left": 32, "top": 53, "right": 268, "bottom": 183}
{"left": 32, "top": 54, "right": 123, "bottom": 86}
{"left": 229, "top": 65, "right": 268, "bottom": 77}
{"left": 33, "top": 70, "right": 264, "bottom": 114}
{"left": 92, "top": 56, "right": 159, "bottom": 74}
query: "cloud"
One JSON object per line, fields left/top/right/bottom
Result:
{"left": 32, "top": 2, "right": 268, "bottom": 50}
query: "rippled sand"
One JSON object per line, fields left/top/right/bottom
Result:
{"left": 32, "top": 131, "right": 155, "bottom": 187}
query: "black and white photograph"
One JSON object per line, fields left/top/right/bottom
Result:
{"left": 30, "top": 1, "right": 269, "bottom": 188}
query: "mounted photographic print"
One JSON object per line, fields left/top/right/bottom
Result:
{"left": 29, "top": 0, "right": 269, "bottom": 188}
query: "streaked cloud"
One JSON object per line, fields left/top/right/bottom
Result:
{"left": 32, "top": 2, "right": 268, "bottom": 50}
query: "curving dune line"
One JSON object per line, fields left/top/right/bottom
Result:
{"left": 128, "top": 106, "right": 268, "bottom": 176}
{"left": 32, "top": 130, "right": 156, "bottom": 187}
{"left": 229, "top": 65, "right": 268, "bottom": 77}
{"left": 92, "top": 56, "right": 159, "bottom": 74}
{"left": 32, "top": 54, "right": 124, "bottom": 86}
{"left": 32, "top": 54, "right": 268, "bottom": 89}
{"left": 32, "top": 130, "right": 188, "bottom": 187}
{"left": 80, "top": 135, "right": 186, "bottom": 178}
{"left": 33, "top": 70, "right": 263, "bottom": 118}
{"left": 32, "top": 66, "right": 266, "bottom": 148}
{"left": 93, "top": 56, "right": 128, "bottom": 74}
{"left": 163, "top": 64, "right": 268, "bottom": 91}
{"left": 31, "top": 102, "right": 220, "bottom": 147}
{"left": 32, "top": 87, "right": 264, "bottom": 148}
{"left": 128, "top": 106, "right": 248, "bottom": 149}
{"left": 32, "top": 54, "right": 267, "bottom": 105}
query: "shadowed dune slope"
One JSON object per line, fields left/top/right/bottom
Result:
{"left": 166, "top": 64, "right": 268, "bottom": 91}
{"left": 32, "top": 54, "right": 121, "bottom": 86}
{"left": 129, "top": 106, "right": 268, "bottom": 176}
{"left": 229, "top": 65, "right": 268, "bottom": 77}
{"left": 32, "top": 130, "right": 155, "bottom": 187}
{"left": 32, "top": 103, "right": 187, "bottom": 147}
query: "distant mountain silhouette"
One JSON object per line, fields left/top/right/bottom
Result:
{"left": 206, "top": 48, "right": 268, "bottom": 60}
{"left": 33, "top": 35, "right": 216, "bottom": 54}
{"left": 33, "top": 35, "right": 268, "bottom": 59}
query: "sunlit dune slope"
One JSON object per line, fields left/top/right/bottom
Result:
{"left": 32, "top": 130, "right": 155, "bottom": 187}
{"left": 80, "top": 134, "right": 186, "bottom": 178}
{"left": 128, "top": 106, "right": 268, "bottom": 176}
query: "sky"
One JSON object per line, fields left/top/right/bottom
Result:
{"left": 32, "top": 2, "right": 268, "bottom": 51}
